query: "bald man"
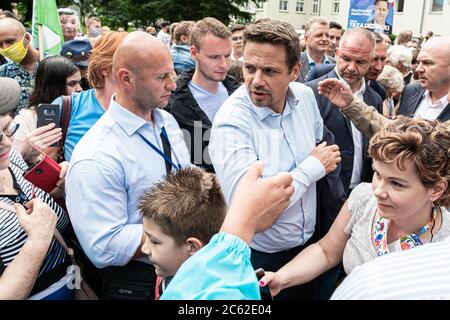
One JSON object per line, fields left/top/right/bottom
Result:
{"left": 396, "top": 36, "right": 450, "bottom": 121}
{"left": 65, "top": 32, "right": 192, "bottom": 299}
{"left": 0, "top": 18, "right": 39, "bottom": 113}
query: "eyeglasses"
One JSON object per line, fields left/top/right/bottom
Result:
{"left": 231, "top": 36, "right": 243, "bottom": 42}
{"left": 0, "top": 122, "right": 20, "bottom": 142}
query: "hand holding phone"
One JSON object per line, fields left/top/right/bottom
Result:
{"left": 255, "top": 268, "right": 273, "bottom": 300}
{"left": 36, "top": 104, "right": 60, "bottom": 147}
{"left": 23, "top": 154, "right": 61, "bottom": 193}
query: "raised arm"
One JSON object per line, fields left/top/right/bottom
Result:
{"left": 318, "top": 78, "right": 391, "bottom": 138}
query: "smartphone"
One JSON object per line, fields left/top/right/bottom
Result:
{"left": 37, "top": 104, "right": 60, "bottom": 128}
{"left": 255, "top": 268, "right": 273, "bottom": 301}
{"left": 37, "top": 104, "right": 60, "bottom": 147}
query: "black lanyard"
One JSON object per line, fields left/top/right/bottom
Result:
{"left": 138, "top": 127, "right": 181, "bottom": 174}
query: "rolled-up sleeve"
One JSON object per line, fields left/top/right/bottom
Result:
{"left": 65, "top": 159, "right": 142, "bottom": 268}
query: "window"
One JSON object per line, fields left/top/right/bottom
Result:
{"left": 431, "top": 0, "right": 444, "bottom": 12}
{"left": 395, "top": 0, "right": 405, "bottom": 12}
{"left": 279, "top": 0, "right": 288, "bottom": 11}
{"left": 312, "top": 0, "right": 320, "bottom": 15}
{"left": 332, "top": 0, "right": 340, "bottom": 14}
{"left": 296, "top": 0, "right": 305, "bottom": 13}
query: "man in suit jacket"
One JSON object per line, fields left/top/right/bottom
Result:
{"left": 297, "top": 17, "right": 335, "bottom": 83}
{"left": 307, "top": 33, "right": 387, "bottom": 102}
{"left": 306, "top": 28, "right": 383, "bottom": 196}
{"left": 397, "top": 36, "right": 450, "bottom": 121}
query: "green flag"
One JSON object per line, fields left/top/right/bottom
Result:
{"left": 32, "top": 0, "right": 64, "bottom": 56}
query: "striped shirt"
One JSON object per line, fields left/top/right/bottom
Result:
{"left": 0, "top": 150, "right": 69, "bottom": 278}
{"left": 332, "top": 237, "right": 450, "bottom": 300}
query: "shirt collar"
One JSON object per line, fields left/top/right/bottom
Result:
{"left": 108, "top": 94, "right": 166, "bottom": 136}
{"left": 306, "top": 51, "right": 330, "bottom": 66}
{"left": 247, "top": 85, "right": 299, "bottom": 121}
{"left": 423, "top": 90, "right": 449, "bottom": 108}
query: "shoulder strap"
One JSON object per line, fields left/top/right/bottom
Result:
{"left": 160, "top": 128, "right": 172, "bottom": 175}
{"left": 58, "top": 95, "right": 72, "bottom": 162}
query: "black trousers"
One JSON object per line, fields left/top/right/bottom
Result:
{"left": 251, "top": 245, "right": 315, "bottom": 300}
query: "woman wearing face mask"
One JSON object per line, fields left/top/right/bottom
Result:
{"left": 13, "top": 56, "right": 82, "bottom": 167}
{"left": 0, "top": 77, "right": 72, "bottom": 300}
{"left": 0, "top": 18, "right": 40, "bottom": 113}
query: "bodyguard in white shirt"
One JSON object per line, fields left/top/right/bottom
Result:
{"left": 66, "top": 32, "right": 191, "bottom": 299}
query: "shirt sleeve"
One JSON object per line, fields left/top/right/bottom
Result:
{"left": 161, "top": 233, "right": 260, "bottom": 300}
{"left": 342, "top": 97, "right": 388, "bottom": 138}
{"left": 65, "top": 159, "right": 143, "bottom": 268}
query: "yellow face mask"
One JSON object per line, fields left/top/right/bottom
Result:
{"left": 0, "top": 34, "right": 28, "bottom": 63}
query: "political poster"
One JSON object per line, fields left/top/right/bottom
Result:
{"left": 347, "top": 0, "right": 394, "bottom": 34}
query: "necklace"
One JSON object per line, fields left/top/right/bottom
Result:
{"left": 373, "top": 206, "right": 438, "bottom": 256}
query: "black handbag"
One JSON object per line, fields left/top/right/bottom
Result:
{"left": 100, "top": 261, "right": 156, "bottom": 300}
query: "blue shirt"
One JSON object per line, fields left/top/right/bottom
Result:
{"left": 52, "top": 89, "right": 105, "bottom": 161}
{"left": 65, "top": 96, "right": 191, "bottom": 268}
{"left": 0, "top": 60, "right": 39, "bottom": 114}
{"left": 306, "top": 51, "right": 331, "bottom": 73}
{"left": 209, "top": 84, "right": 326, "bottom": 253}
{"left": 170, "top": 44, "right": 196, "bottom": 73}
{"left": 162, "top": 233, "right": 260, "bottom": 300}
{"left": 188, "top": 80, "right": 229, "bottom": 122}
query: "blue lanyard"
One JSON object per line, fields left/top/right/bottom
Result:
{"left": 138, "top": 127, "right": 181, "bottom": 171}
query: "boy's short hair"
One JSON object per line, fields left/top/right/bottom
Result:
{"left": 139, "top": 167, "right": 227, "bottom": 246}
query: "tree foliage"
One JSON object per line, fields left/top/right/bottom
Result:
{"left": 3, "top": 0, "right": 257, "bottom": 29}
{"left": 57, "top": 0, "right": 256, "bottom": 29}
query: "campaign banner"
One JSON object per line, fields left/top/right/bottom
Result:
{"left": 347, "top": 0, "right": 394, "bottom": 34}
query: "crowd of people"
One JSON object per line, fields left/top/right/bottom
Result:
{"left": 0, "top": 6, "right": 449, "bottom": 301}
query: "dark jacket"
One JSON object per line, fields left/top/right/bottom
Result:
{"left": 306, "top": 69, "right": 384, "bottom": 195}
{"left": 167, "top": 71, "right": 241, "bottom": 172}
{"left": 307, "top": 64, "right": 387, "bottom": 101}
{"left": 315, "top": 126, "right": 346, "bottom": 238}
{"left": 397, "top": 82, "right": 450, "bottom": 121}
{"left": 296, "top": 51, "right": 335, "bottom": 83}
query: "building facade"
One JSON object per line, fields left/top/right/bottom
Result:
{"left": 244, "top": 0, "right": 450, "bottom": 37}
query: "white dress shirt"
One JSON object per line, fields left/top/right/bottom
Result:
{"left": 414, "top": 90, "right": 449, "bottom": 120}
{"left": 210, "top": 84, "right": 326, "bottom": 253}
{"left": 66, "top": 96, "right": 191, "bottom": 268}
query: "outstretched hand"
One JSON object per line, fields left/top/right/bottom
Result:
{"left": 318, "top": 78, "right": 354, "bottom": 109}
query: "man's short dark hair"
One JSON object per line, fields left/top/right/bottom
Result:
{"left": 244, "top": 20, "right": 300, "bottom": 72}
{"left": 329, "top": 21, "right": 342, "bottom": 31}
{"left": 160, "top": 21, "right": 170, "bottom": 28}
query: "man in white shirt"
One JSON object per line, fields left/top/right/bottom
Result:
{"left": 210, "top": 19, "right": 341, "bottom": 300}
{"left": 397, "top": 36, "right": 450, "bottom": 122}
{"left": 66, "top": 32, "right": 191, "bottom": 299}
{"left": 156, "top": 21, "right": 171, "bottom": 49}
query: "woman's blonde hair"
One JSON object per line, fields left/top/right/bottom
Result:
{"left": 88, "top": 31, "right": 128, "bottom": 89}
{"left": 369, "top": 117, "right": 450, "bottom": 207}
